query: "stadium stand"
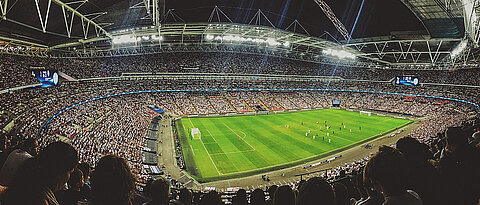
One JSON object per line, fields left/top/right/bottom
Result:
{"left": 0, "top": 67, "right": 478, "bottom": 203}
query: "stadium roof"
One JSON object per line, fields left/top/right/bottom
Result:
{"left": 0, "top": 0, "right": 425, "bottom": 46}
{"left": 0, "top": 0, "right": 479, "bottom": 69}
{"left": 400, "top": 0, "right": 465, "bottom": 38}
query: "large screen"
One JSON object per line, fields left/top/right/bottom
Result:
{"left": 31, "top": 69, "right": 59, "bottom": 87}
{"left": 395, "top": 76, "right": 419, "bottom": 86}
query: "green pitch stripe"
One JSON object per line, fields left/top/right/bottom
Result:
{"left": 179, "top": 109, "right": 412, "bottom": 180}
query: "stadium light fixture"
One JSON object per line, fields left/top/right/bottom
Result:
{"left": 450, "top": 40, "right": 468, "bottom": 57}
{"left": 205, "top": 34, "right": 214, "bottom": 40}
{"left": 150, "top": 35, "right": 163, "bottom": 41}
{"left": 223, "top": 35, "right": 234, "bottom": 41}
{"left": 112, "top": 34, "right": 136, "bottom": 44}
{"left": 266, "top": 38, "right": 279, "bottom": 46}
{"left": 322, "top": 48, "right": 355, "bottom": 59}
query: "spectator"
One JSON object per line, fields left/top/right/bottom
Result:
{"left": 333, "top": 182, "right": 349, "bottom": 205}
{"left": 199, "top": 191, "right": 222, "bottom": 205}
{"left": 250, "top": 188, "right": 266, "bottom": 205}
{"left": 143, "top": 177, "right": 170, "bottom": 205}
{"left": 178, "top": 188, "right": 192, "bottom": 205}
{"left": 364, "top": 146, "right": 422, "bottom": 205}
{"left": 396, "top": 137, "right": 442, "bottom": 205}
{"left": 232, "top": 189, "right": 247, "bottom": 205}
{"left": 56, "top": 168, "right": 86, "bottom": 205}
{"left": 296, "top": 177, "right": 335, "bottom": 205}
{"left": 0, "top": 138, "right": 38, "bottom": 186}
{"left": 438, "top": 127, "right": 480, "bottom": 205}
{"left": 89, "top": 155, "right": 136, "bottom": 205}
{"left": 273, "top": 185, "right": 295, "bottom": 205}
{"left": 1, "top": 141, "right": 78, "bottom": 205}
{"left": 265, "top": 185, "right": 278, "bottom": 205}
{"left": 78, "top": 162, "right": 92, "bottom": 200}
{"left": 469, "top": 119, "right": 480, "bottom": 146}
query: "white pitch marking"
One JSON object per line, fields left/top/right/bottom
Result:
{"left": 200, "top": 134, "right": 222, "bottom": 175}
{"left": 206, "top": 129, "right": 218, "bottom": 143}
{"left": 221, "top": 122, "right": 256, "bottom": 151}
{"left": 189, "top": 118, "right": 222, "bottom": 175}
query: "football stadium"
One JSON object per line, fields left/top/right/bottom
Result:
{"left": 0, "top": 0, "right": 479, "bottom": 204}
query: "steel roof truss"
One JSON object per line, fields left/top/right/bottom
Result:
{"left": 0, "top": 0, "right": 7, "bottom": 20}
{"left": 34, "top": 0, "right": 52, "bottom": 33}
{"left": 61, "top": 5, "right": 75, "bottom": 37}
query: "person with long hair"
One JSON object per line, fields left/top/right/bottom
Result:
{"left": 89, "top": 155, "right": 136, "bottom": 205}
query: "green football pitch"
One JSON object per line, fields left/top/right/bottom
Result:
{"left": 176, "top": 109, "right": 412, "bottom": 182}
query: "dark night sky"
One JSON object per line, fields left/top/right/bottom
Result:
{"left": 0, "top": 0, "right": 426, "bottom": 45}
{"left": 165, "top": 0, "right": 425, "bottom": 39}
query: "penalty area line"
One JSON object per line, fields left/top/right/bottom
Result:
{"left": 186, "top": 117, "right": 222, "bottom": 175}
{"left": 200, "top": 137, "right": 223, "bottom": 175}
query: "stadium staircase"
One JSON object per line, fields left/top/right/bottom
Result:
{"left": 224, "top": 97, "right": 238, "bottom": 112}
{"left": 241, "top": 99, "right": 254, "bottom": 111}
{"left": 309, "top": 93, "right": 324, "bottom": 108}
{"left": 206, "top": 96, "right": 219, "bottom": 113}
{"left": 285, "top": 94, "right": 300, "bottom": 109}
{"left": 272, "top": 97, "right": 286, "bottom": 110}
{"left": 187, "top": 96, "right": 199, "bottom": 114}
{"left": 257, "top": 97, "right": 271, "bottom": 111}
{"left": 170, "top": 96, "right": 185, "bottom": 115}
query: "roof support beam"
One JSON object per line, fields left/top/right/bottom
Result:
{"left": 0, "top": 0, "right": 8, "bottom": 20}
{"left": 51, "top": 0, "right": 111, "bottom": 38}
{"left": 34, "top": 0, "right": 52, "bottom": 33}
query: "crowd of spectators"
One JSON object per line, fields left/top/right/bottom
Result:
{"left": 0, "top": 127, "right": 476, "bottom": 204}
{"left": 3, "top": 52, "right": 480, "bottom": 91}
{"left": 0, "top": 52, "right": 479, "bottom": 204}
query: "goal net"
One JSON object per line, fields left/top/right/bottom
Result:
{"left": 360, "top": 111, "right": 371, "bottom": 116}
{"left": 191, "top": 128, "right": 201, "bottom": 139}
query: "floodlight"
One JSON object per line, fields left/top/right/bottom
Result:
{"left": 112, "top": 34, "right": 136, "bottom": 44}
{"left": 205, "top": 34, "right": 214, "bottom": 40}
{"left": 224, "top": 35, "right": 234, "bottom": 41}
{"left": 451, "top": 40, "right": 467, "bottom": 57}
{"left": 322, "top": 48, "right": 355, "bottom": 59}
{"left": 266, "top": 38, "right": 281, "bottom": 46}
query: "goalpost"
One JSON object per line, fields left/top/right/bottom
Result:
{"left": 359, "top": 111, "right": 372, "bottom": 116}
{"left": 191, "top": 128, "right": 201, "bottom": 139}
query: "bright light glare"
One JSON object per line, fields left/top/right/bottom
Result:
{"left": 451, "top": 40, "right": 467, "bottom": 57}
{"left": 323, "top": 48, "right": 356, "bottom": 59}
{"left": 112, "top": 35, "right": 136, "bottom": 44}
{"left": 266, "top": 38, "right": 278, "bottom": 46}
{"left": 206, "top": 35, "right": 287, "bottom": 47}
{"left": 205, "top": 34, "right": 214, "bottom": 40}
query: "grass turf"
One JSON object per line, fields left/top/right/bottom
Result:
{"left": 176, "top": 109, "right": 412, "bottom": 182}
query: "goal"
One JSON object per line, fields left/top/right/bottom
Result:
{"left": 191, "top": 128, "right": 201, "bottom": 139}
{"left": 360, "top": 111, "right": 371, "bottom": 116}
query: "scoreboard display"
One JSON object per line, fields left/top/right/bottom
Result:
{"left": 395, "top": 76, "right": 419, "bottom": 86}
{"left": 31, "top": 69, "right": 59, "bottom": 87}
